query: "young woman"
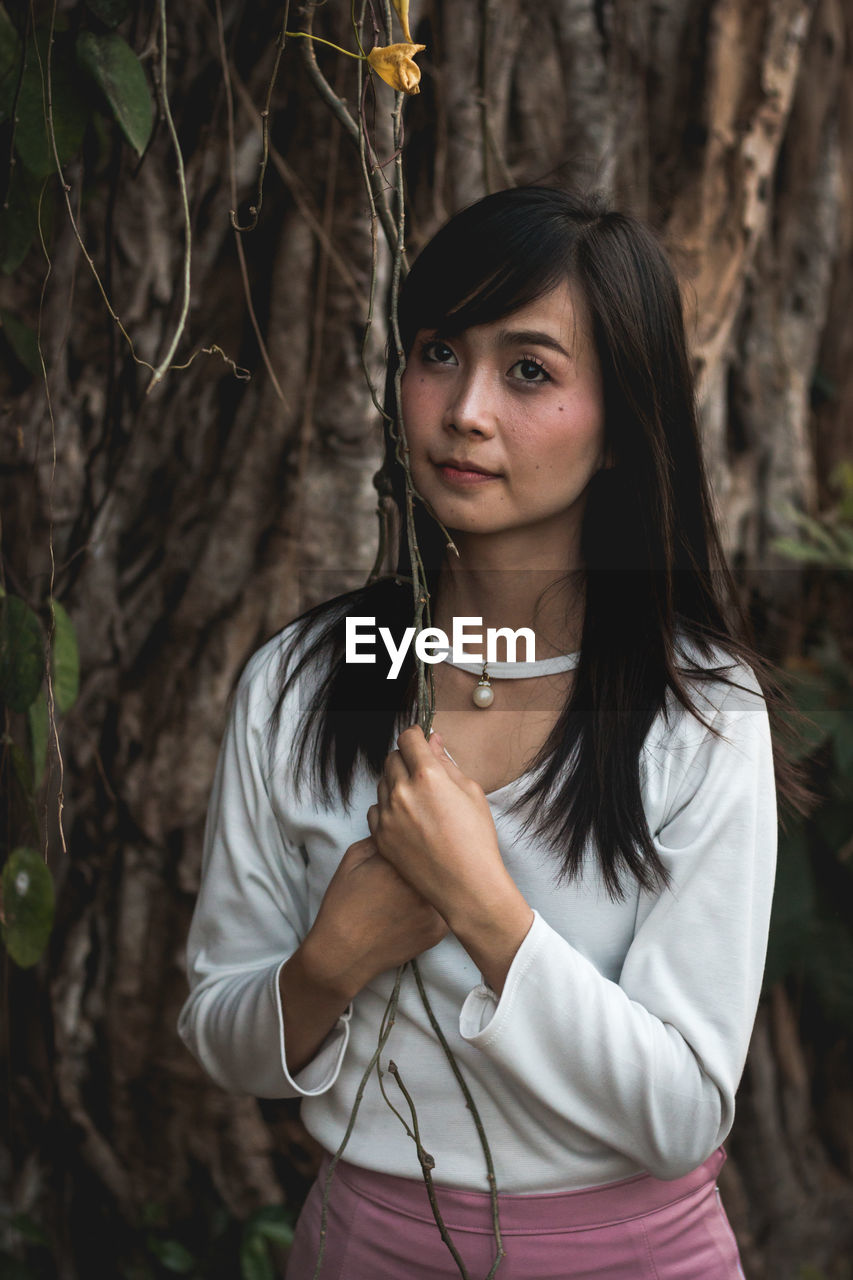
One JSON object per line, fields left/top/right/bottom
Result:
{"left": 178, "top": 187, "right": 782, "bottom": 1278}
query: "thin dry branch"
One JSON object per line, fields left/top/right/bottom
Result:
{"left": 299, "top": 3, "right": 399, "bottom": 254}
{"left": 213, "top": 0, "right": 290, "bottom": 406}
{"left": 312, "top": 968, "right": 404, "bottom": 1280}
{"left": 147, "top": 0, "right": 192, "bottom": 392}
{"left": 411, "top": 958, "right": 505, "bottom": 1277}
{"left": 388, "top": 1060, "right": 472, "bottom": 1280}
{"left": 231, "top": 1, "right": 291, "bottom": 232}
{"left": 34, "top": 176, "right": 66, "bottom": 862}
{"left": 228, "top": 67, "right": 360, "bottom": 299}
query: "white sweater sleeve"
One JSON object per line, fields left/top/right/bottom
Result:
{"left": 458, "top": 679, "right": 777, "bottom": 1180}
{"left": 176, "top": 646, "right": 351, "bottom": 1098}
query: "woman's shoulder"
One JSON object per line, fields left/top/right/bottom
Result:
{"left": 671, "top": 631, "right": 766, "bottom": 716}
{"left": 641, "top": 634, "right": 774, "bottom": 821}
{"left": 647, "top": 631, "right": 770, "bottom": 765}
{"left": 236, "top": 594, "right": 355, "bottom": 709}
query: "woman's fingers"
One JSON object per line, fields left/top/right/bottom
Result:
{"left": 382, "top": 748, "right": 409, "bottom": 787}
{"left": 395, "top": 724, "right": 434, "bottom": 774}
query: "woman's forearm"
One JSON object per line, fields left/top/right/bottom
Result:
{"left": 445, "top": 875, "right": 535, "bottom": 995}
{"left": 278, "top": 939, "right": 354, "bottom": 1076}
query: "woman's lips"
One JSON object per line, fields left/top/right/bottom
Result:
{"left": 432, "top": 460, "right": 501, "bottom": 486}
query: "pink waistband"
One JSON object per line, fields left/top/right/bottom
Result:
{"left": 331, "top": 1148, "right": 726, "bottom": 1235}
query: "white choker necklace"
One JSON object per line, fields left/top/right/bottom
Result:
{"left": 440, "top": 651, "right": 580, "bottom": 709}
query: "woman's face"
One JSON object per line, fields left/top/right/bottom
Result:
{"left": 401, "top": 280, "right": 607, "bottom": 564}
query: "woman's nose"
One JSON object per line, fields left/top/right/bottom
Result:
{"left": 443, "top": 368, "right": 497, "bottom": 437}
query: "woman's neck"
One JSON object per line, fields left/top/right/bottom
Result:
{"left": 432, "top": 561, "right": 585, "bottom": 661}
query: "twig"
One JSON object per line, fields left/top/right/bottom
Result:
{"left": 411, "top": 959, "right": 505, "bottom": 1277}
{"left": 147, "top": 0, "right": 192, "bottom": 392}
{"left": 299, "top": 3, "right": 399, "bottom": 254}
{"left": 312, "top": 966, "right": 404, "bottom": 1280}
{"left": 213, "top": 0, "right": 289, "bottom": 405}
{"left": 386, "top": 86, "right": 438, "bottom": 727}
{"left": 169, "top": 344, "right": 251, "bottom": 378}
{"left": 388, "top": 1061, "right": 471, "bottom": 1280}
{"left": 231, "top": 1, "right": 290, "bottom": 232}
{"left": 355, "top": 6, "right": 392, "bottom": 420}
{"left": 295, "top": 72, "right": 342, "bottom": 495}
{"left": 35, "top": 1, "right": 67, "bottom": 857}
{"left": 35, "top": 0, "right": 154, "bottom": 373}
{"left": 228, "top": 66, "right": 360, "bottom": 298}
{"left": 34, "top": 180, "right": 66, "bottom": 863}
{"left": 33, "top": 0, "right": 243, "bottom": 388}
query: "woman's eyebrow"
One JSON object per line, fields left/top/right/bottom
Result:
{"left": 498, "top": 328, "right": 571, "bottom": 358}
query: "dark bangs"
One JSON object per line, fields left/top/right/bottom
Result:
{"left": 398, "top": 188, "right": 597, "bottom": 351}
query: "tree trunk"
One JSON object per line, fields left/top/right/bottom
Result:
{"left": 2, "top": 1, "right": 852, "bottom": 1275}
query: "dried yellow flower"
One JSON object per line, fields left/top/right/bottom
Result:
{"left": 367, "top": 42, "right": 426, "bottom": 94}
{"left": 392, "top": 0, "right": 413, "bottom": 43}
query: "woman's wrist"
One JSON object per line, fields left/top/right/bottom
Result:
{"left": 279, "top": 942, "right": 354, "bottom": 1076}
{"left": 298, "top": 924, "right": 363, "bottom": 1004}
{"left": 444, "top": 875, "right": 535, "bottom": 995}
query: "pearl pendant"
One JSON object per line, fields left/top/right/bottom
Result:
{"left": 473, "top": 677, "right": 494, "bottom": 709}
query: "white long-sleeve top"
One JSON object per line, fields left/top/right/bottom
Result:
{"left": 177, "top": 622, "right": 777, "bottom": 1192}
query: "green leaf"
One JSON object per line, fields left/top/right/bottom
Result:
{"left": 144, "top": 1236, "right": 196, "bottom": 1274}
{"left": 50, "top": 599, "right": 79, "bottom": 714}
{"left": 0, "top": 3, "right": 23, "bottom": 121}
{"left": 239, "top": 1233, "right": 274, "bottom": 1280}
{"left": 76, "top": 31, "right": 152, "bottom": 156}
{"left": 86, "top": 0, "right": 133, "bottom": 28}
{"left": 0, "top": 309, "right": 41, "bottom": 376}
{"left": 7, "top": 742, "right": 40, "bottom": 835}
{"left": 14, "top": 31, "right": 89, "bottom": 177}
{"left": 243, "top": 1205, "right": 295, "bottom": 1247}
{"left": 1, "top": 847, "right": 55, "bottom": 968}
{"left": 0, "top": 164, "right": 43, "bottom": 274}
{"left": 9, "top": 740, "right": 33, "bottom": 794}
{"left": 9, "top": 1212, "right": 50, "bottom": 1247}
{"left": 28, "top": 688, "right": 49, "bottom": 788}
{"left": 0, "top": 594, "right": 45, "bottom": 712}
{"left": 770, "top": 538, "right": 832, "bottom": 566}
{"left": 140, "top": 1202, "right": 166, "bottom": 1229}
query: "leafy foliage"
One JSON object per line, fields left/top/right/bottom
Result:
{"left": 0, "top": 593, "right": 44, "bottom": 712}
{"left": 77, "top": 30, "right": 153, "bottom": 156}
{"left": 772, "top": 462, "right": 853, "bottom": 570}
{"left": 766, "top": 470, "right": 853, "bottom": 1031}
{"left": 0, "top": 590, "right": 79, "bottom": 968}
{"left": 0, "top": 847, "right": 55, "bottom": 968}
{"left": 0, "top": 2, "right": 153, "bottom": 274}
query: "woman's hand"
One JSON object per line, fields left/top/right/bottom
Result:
{"left": 280, "top": 835, "right": 447, "bottom": 1075}
{"left": 367, "top": 726, "right": 534, "bottom": 992}
{"left": 303, "top": 835, "right": 448, "bottom": 1001}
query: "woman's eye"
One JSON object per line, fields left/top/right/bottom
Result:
{"left": 422, "top": 340, "right": 457, "bottom": 365}
{"left": 509, "top": 357, "right": 549, "bottom": 383}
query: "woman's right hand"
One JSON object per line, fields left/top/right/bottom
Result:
{"left": 303, "top": 836, "right": 449, "bottom": 1000}
{"left": 279, "top": 837, "right": 448, "bottom": 1075}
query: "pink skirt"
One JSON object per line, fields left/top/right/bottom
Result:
{"left": 285, "top": 1147, "right": 746, "bottom": 1279}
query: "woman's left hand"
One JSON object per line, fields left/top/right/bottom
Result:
{"left": 366, "top": 726, "right": 510, "bottom": 927}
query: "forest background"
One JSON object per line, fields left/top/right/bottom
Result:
{"left": 1, "top": 0, "right": 853, "bottom": 1277}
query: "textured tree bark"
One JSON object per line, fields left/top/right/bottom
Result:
{"left": 2, "top": 1, "right": 852, "bottom": 1275}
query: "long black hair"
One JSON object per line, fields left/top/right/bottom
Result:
{"left": 272, "top": 186, "right": 797, "bottom": 897}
